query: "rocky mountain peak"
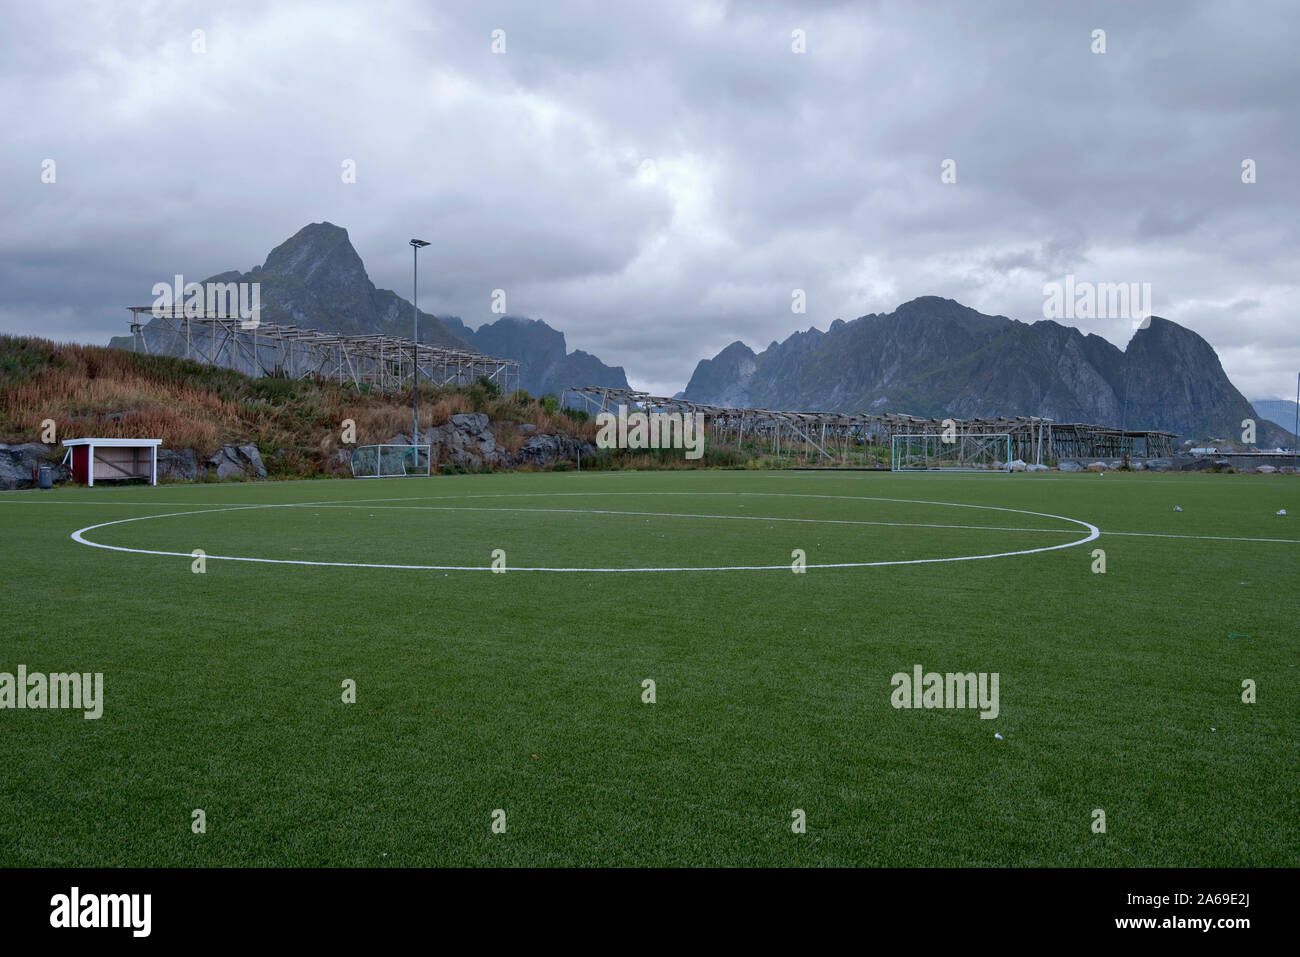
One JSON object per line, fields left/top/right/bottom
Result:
{"left": 262, "top": 222, "right": 366, "bottom": 284}
{"left": 681, "top": 299, "right": 1294, "bottom": 446}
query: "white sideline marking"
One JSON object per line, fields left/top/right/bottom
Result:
{"left": 1101, "top": 530, "right": 1300, "bottom": 544}
{"left": 68, "top": 496, "right": 1100, "bottom": 572}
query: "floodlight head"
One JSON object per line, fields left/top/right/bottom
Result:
{"left": 410, "top": 238, "right": 430, "bottom": 248}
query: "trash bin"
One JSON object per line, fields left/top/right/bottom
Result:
{"left": 37, "top": 466, "right": 53, "bottom": 489}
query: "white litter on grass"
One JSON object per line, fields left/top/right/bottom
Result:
{"left": 1174, "top": 505, "right": 1183, "bottom": 512}
{"left": 994, "top": 733, "right": 1003, "bottom": 740}
{"left": 1211, "top": 728, "right": 1216, "bottom": 732}
{"left": 1278, "top": 509, "right": 1287, "bottom": 516}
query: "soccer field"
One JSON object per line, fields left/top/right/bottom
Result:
{"left": 1, "top": 469, "right": 1296, "bottom": 866}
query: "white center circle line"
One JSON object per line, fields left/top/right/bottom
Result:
{"left": 68, "top": 494, "right": 1101, "bottom": 572}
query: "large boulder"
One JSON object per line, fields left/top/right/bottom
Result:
{"left": 205, "top": 444, "right": 267, "bottom": 480}
{"left": 512, "top": 433, "right": 597, "bottom": 468}
{"left": 450, "top": 412, "right": 489, "bottom": 433}
{"left": 238, "top": 444, "right": 266, "bottom": 477}
{"left": 0, "top": 443, "right": 68, "bottom": 490}
{"left": 0, "top": 453, "right": 36, "bottom": 489}
{"left": 157, "top": 448, "right": 199, "bottom": 481}
{"left": 408, "top": 413, "right": 513, "bottom": 468}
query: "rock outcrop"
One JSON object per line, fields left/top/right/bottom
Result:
{"left": 205, "top": 444, "right": 267, "bottom": 480}
{"left": 0, "top": 443, "right": 69, "bottom": 490}
{"left": 387, "top": 415, "right": 594, "bottom": 470}
{"left": 156, "top": 448, "right": 200, "bottom": 481}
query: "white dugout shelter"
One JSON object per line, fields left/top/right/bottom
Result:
{"left": 61, "top": 438, "right": 161, "bottom": 487}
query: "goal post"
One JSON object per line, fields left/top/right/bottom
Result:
{"left": 350, "top": 444, "right": 431, "bottom": 478}
{"left": 891, "top": 433, "right": 1012, "bottom": 472}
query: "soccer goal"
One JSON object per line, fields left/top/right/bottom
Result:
{"left": 891, "top": 433, "right": 1012, "bottom": 472}
{"left": 350, "top": 444, "right": 431, "bottom": 478}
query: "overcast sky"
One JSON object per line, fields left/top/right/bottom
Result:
{"left": 3, "top": 0, "right": 1297, "bottom": 399}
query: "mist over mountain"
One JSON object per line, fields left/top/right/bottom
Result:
{"left": 1251, "top": 398, "right": 1299, "bottom": 435}
{"left": 682, "top": 297, "right": 1294, "bottom": 447}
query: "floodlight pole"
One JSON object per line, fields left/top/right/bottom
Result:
{"left": 410, "top": 239, "right": 430, "bottom": 449}
{"left": 1120, "top": 365, "right": 1130, "bottom": 467}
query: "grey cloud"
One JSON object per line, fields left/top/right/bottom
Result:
{"left": 1, "top": 0, "right": 1296, "bottom": 400}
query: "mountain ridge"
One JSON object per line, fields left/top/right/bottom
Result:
{"left": 441, "top": 314, "right": 630, "bottom": 398}
{"left": 682, "top": 296, "right": 1293, "bottom": 446}
{"left": 110, "top": 222, "right": 629, "bottom": 398}
{"left": 1251, "top": 398, "right": 1299, "bottom": 435}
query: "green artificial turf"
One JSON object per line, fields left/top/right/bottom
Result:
{"left": 0, "top": 469, "right": 1296, "bottom": 866}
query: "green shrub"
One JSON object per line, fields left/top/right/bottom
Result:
{"left": 253, "top": 377, "right": 297, "bottom": 401}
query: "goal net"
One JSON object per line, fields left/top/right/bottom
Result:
{"left": 350, "top": 444, "right": 431, "bottom": 478}
{"left": 891, "top": 433, "right": 1012, "bottom": 472}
